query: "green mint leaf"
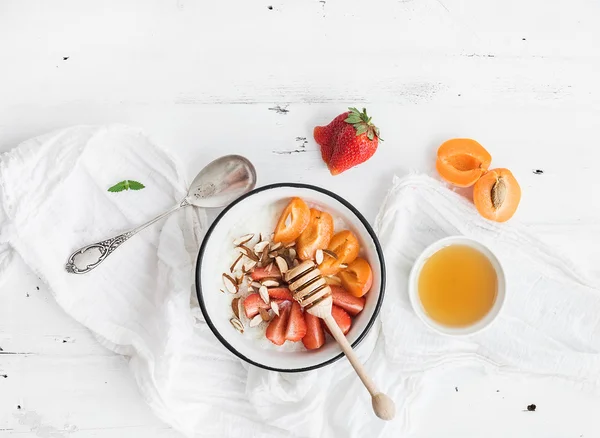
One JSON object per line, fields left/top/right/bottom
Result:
{"left": 108, "top": 179, "right": 145, "bottom": 192}
{"left": 127, "top": 180, "right": 145, "bottom": 190}
{"left": 108, "top": 181, "right": 128, "bottom": 192}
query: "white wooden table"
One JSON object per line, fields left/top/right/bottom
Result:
{"left": 2, "top": 0, "right": 600, "bottom": 436}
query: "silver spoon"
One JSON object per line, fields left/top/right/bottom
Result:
{"left": 65, "top": 155, "right": 257, "bottom": 274}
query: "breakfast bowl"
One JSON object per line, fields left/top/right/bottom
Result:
{"left": 195, "top": 183, "right": 385, "bottom": 372}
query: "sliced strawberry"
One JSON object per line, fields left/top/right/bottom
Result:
{"left": 330, "top": 285, "right": 365, "bottom": 316}
{"left": 251, "top": 266, "right": 281, "bottom": 281}
{"left": 266, "top": 303, "right": 291, "bottom": 346}
{"left": 302, "top": 312, "right": 325, "bottom": 350}
{"left": 268, "top": 287, "right": 293, "bottom": 301}
{"left": 243, "top": 293, "right": 270, "bottom": 319}
{"left": 285, "top": 301, "right": 307, "bottom": 342}
{"left": 324, "top": 305, "right": 352, "bottom": 336}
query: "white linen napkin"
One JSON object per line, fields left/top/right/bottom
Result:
{"left": 2, "top": 126, "right": 599, "bottom": 438}
{"left": 375, "top": 174, "right": 600, "bottom": 386}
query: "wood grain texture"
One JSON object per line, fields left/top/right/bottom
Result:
{"left": 1, "top": 0, "right": 599, "bottom": 436}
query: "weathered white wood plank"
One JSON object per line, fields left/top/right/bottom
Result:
{"left": 1, "top": 0, "right": 599, "bottom": 436}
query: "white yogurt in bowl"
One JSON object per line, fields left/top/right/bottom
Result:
{"left": 196, "top": 183, "right": 385, "bottom": 372}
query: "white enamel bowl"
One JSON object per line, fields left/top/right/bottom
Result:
{"left": 196, "top": 183, "right": 385, "bottom": 372}
{"left": 408, "top": 236, "right": 506, "bottom": 336}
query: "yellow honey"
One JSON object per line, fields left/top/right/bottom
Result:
{"left": 418, "top": 244, "right": 497, "bottom": 327}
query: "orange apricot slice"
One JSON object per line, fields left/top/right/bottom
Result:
{"left": 318, "top": 230, "right": 360, "bottom": 276}
{"left": 473, "top": 168, "right": 521, "bottom": 222}
{"left": 273, "top": 197, "right": 310, "bottom": 244}
{"left": 436, "top": 138, "right": 492, "bottom": 187}
{"left": 338, "top": 257, "right": 373, "bottom": 297}
{"left": 296, "top": 209, "right": 334, "bottom": 261}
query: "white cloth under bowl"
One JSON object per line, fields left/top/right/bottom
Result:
{"left": 1, "top": 125, "right": 599, "bottom": 438}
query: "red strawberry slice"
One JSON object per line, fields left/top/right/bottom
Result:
{"left": 266, "top": 303, "right": 291, "bottom": 346}
{"left": 251, "top": 266, "right": 282, "bottom": 281}
{"left": 243, "top": 293, "right": 271, "bottom": 319}
{"left": 331, "top": 285, "right": 365, "bottom": 316}
{"left": 285, "top": 301, "right": 307, "bottom": 342}
{"left": 325, "top": 305, "right": 352, "bottom": 335}
{"left": 302, "top": 312, "right": 325, "bottom": 350}
{"left": 268, "top": 287, "right": 293, "bottom": 301}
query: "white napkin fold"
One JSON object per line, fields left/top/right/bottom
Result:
{"left": 2, "top": 126, "right": 599, "bottom": 438}
{"left": 376, "top": 174, "right": 600, "bottom": 386}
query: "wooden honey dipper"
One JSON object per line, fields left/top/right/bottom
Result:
{"left": 284, "top": 260, "right": 396, "bottom": 421}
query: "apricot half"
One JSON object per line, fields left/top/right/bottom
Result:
{"left": 273, "top": 197, "right": 310, "bottom": 244}
{"left": 296, "top": 208, "right": 334, "bottom": 261}
{"left": 436, "top": 138, "right": 492, "bottom": 187}
{"left": 473, "top": 168, "right": 521, "bottom": 222}
{"left": 319, "top": 230, "right": 360, "bottom": 276}
{"left": 339, "top": 257, "right": 373, "bottom": 297}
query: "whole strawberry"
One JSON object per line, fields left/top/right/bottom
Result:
{"left": 313, "top": 107, "right": 382, "bottom": 175}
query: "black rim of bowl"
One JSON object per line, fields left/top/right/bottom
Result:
{"left": 195, "top": 183, "right": 386, "bottom": 373}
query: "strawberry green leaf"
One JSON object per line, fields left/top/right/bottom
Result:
{"left": 344, "top": 106, "right": 381, "bottom": 141}
{"left": 355, "top": 124, "right": 368, "bottom": 136}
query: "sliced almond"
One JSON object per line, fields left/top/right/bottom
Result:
{"left": 323, "top": 249, "right": 338, "bottom": 259}
{"left": 275, "top": 256, "right": 288, "bottom": 274}
{"left": 231, "top": 297, "right": 241, "bottom": 319}
{"left": 222, "top": 273, "right": 238, "bottom": 294}
{"left": 285, "top": 241, "right": 296, "bottom": 248}
{"left": 242, "top": 260, "right": 257, "bottom": 273}
{"left": 262, "top": 279, "right": 279, "bottom": 287}
{"left": 233, "top": 233, "right": 254, "bottom": 246}
{"left": 219, "top": 289, "right": 225, "bottom": 294}
{"left": 259, "top": 307, "right": 271, "bottom": 321}
{"left": 288, "top": 248, "right": 297, "bottom": 259}
{"left": 325, "top": 275, "right": 342, "bottom": 286}
{"left": 265, "top": 262, "right": 275, "bottom": 273}
{"left": 259, "top": 285, "right": 269, "bottom": 304}
{"left": 315, "top": 249, "right": 324, "bottom": 264}
{"left": 253, "top": 240, "right": 269, "bottom": 254}
{"left": 249, "top": 314, "right": 263, "bottom": 327}
{"left": 270, "top": 242, "right": 283, "bottom": 251}
{"left": 251, "top": 281, "right": 262, "bottom": 289}
{"left": 230, "top": 253, "right": 243, "bottom": 273}
{"left": 268, "top": 251, "right": 278, "bottom": 258}
{"left": 236, "top": 274, "right": 244, "bottom": 285}
{"left": 237, "top": 245, "right": 259, "bottom": 261}
{"left": 339, "top": 263, "right": 349, "bottom": 269}
{"left": 271, "top": 301, "right": 280, "bottom": 316}
{"left": 260, "top": 245, "right": 270, "bottom": 265}
{"left": 247, "top": 285, "right": 255, "bottom": 294}
{"left": 230, "top": 317, "right": 244, "bottom": 333}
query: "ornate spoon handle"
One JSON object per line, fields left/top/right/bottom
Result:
{"left": 65, "top": 199, "right": 190, "bottom": 274}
